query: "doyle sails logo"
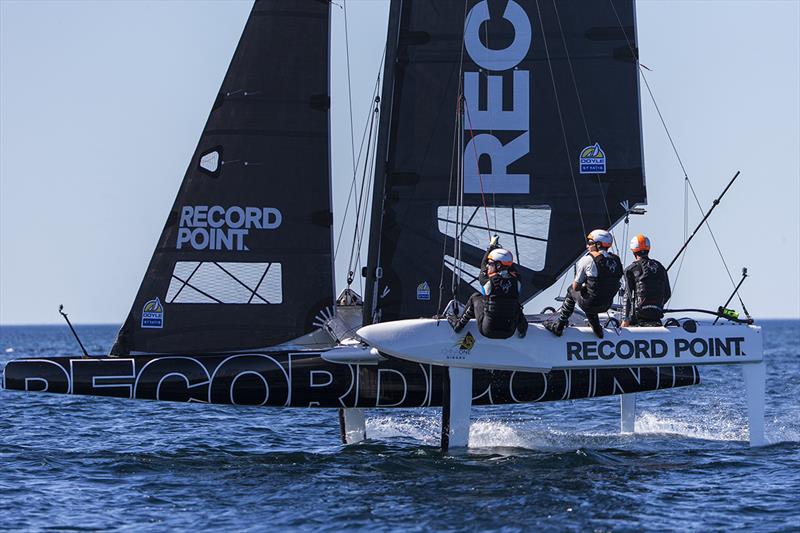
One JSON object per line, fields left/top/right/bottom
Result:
{"left": 463, "top": 0, "right": 532, "bottom": 195}
{"left": 416, "top": 282, "right": 431, "bottom": 301}
{"left": 176, "top": 205, "right": 282, "bottom": 251}
{"left": 141, "top": 298, "right": 164, "bottom": 329}
{"left": 579, "top": 143, "right": 606, "bottom": 174}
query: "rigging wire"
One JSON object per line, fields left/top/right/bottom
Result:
{"left": 606, "top": 0, "right": 748, "bottom": 311}
{"left": 345, "top": 97, "right": 380, "bottom": 289}
{"left": 454, "top": 100, "right": 466, "bottom": 295}
{"left": 481, "top": 12, "right": 498, "bottom": 230}
{"left": 352, "top": 103, "right": 381, "bottom": 294}
{"left": 438, "top": 0, "right": 472, "bottom": 312}
{"left": 334, "top": 48, "right": 386, "bottom": 260}
{"left": 533, "top": 0, "right": 587, "bottom": 238}
{"left": 669, "top": 177, "right": 691, "bottom": 300}
{"left": 550, "top": 0, "right": 618, "bottom": 256}
{"left": 463, "top": 100, "right": 493, "bottom": 235}
{"left": 343, "top": 0, "right": 357, "bottom": 195}
{"left": 438, "top": 77, "right": 463, "bottom": 313}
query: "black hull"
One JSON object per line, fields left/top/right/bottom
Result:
{"left": 3, "top": 351, "right": 699, "bottom": 407}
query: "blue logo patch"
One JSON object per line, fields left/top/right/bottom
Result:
{"left": 579, "top": 143, "right": 606, "bottom": 174}
{"left": 416, "top": 282, "right": 431, "bottom": 301}
{"left": 141, "top": 297, "right": 164, "bottom": 329}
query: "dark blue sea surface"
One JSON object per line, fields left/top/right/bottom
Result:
{"left": 1, "top": 322, "right": 798, "bottom": 531}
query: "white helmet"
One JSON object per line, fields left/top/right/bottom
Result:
{"left": 587, "top": 229, "right": 613, "bottom": 248}
{"left": 488, "top": 248, "right": 514, "bottom": 266}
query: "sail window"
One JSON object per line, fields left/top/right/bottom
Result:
{"left": 199, "top": 151, "right": 220, "bottom": 173}
{"left": 437, "top": 206, "right": 551, "bottom": 272}
{"left": 165, "top": 262, "right": 282, "bottom": 304}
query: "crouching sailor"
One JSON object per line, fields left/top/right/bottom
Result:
{"left": 449, "top": 236, "right": 528, "bottom": 339}
{"left": 545, "top": 229, "right": 623, "bottom": 338}
{"left": 621, "top": 234, "right": 671, "bottom": 327}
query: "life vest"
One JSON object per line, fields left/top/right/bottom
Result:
{"left": 479, "top": 271, "right": 521, "bottom": 339}
{"left": 629, "top": 257, "right": 669, "bottom": 320}
{"left": 582, "top": 252, "right": 623, "bottom": 311}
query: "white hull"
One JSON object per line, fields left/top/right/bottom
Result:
{"left": 358, "top": 318, "right": 767, "bottom": 449}
{"left": 357, "top": 318, "right": 763, "bottom": 372}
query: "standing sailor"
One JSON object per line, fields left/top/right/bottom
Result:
{"left": 545, "top": 229, "right": 622, "bottom": 338}
{"left": 449, "top": 236, "right": 528, "bottom": 339}
{"left": 621, "top": 234, "right": 671, "bottom": 327}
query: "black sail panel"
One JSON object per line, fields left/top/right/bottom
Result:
{"left": 113, "top": 0, "right": 333, "bottom": 354}
{"left": 365, "top": 0, "right": 645, "bottom": 323}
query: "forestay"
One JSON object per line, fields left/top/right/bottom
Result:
{"left": 364, "top": 0, "right": 645, "bottom": 324}
{"left": 112, "top": 0, "right": 334, "bottom": 355}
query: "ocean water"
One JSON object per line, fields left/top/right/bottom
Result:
{"left": 0, "top": 322, "right": 798, "bottom": 532}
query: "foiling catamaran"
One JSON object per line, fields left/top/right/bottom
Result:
{"left": 3, "top": 0, "right": 765, "bottom": 451}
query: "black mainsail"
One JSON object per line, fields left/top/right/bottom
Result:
{"left": 112, "top": 0, "right": 334, "bottom": 355}
{"left": 364, "top": 0, "right": 645, "bottom": 323}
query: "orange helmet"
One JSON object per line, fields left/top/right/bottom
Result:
{"left": 630, "top": 234, "right": 651, "bottom": 253}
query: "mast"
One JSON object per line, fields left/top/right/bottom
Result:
{"left": 362, "top": 0, "right": 404, "bottom": 327}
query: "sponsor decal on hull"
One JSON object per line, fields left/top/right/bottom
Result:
{"left": 566, "top": 336, "right": 747, "bottom": 361}
{"left": 3, "top": 353, "right": 699, "bottom": 408}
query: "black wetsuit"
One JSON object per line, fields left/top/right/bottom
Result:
{"left": 558, "top": 252, "right": 623, "bottom": 323}
{"left": 454, "top": 248, "right": 528, "bottom": 339}
{"left": 623, "top": 256, "right": 671, "bottom": 326}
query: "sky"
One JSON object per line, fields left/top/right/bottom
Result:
{"left": 1, "top": 0, "right": 798, "bottom": 325}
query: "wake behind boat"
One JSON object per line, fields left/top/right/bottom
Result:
{"left": 3, "top": 0, "right": 764, "bottom": 452}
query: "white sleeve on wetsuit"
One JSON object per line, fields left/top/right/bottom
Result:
{"left": 574, "top": 254, "right": 597, "bottom": 285}
{"left": 483, "top": 280, "right": 492, "bottom": 295}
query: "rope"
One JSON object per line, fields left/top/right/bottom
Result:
{"left": 352, "top": 103, "right": 381, "bottom": 293}
{"left": 551, "top": 0, "right": 617, "bottom": 255}
{"left": 463, "top": 98, "right": 493, "bottom": 235}
{"left": 668, "top": 177, "right": 690, "bottom": 301}
{"left": 607, "top": 0, "right": 749, "bottom": 311}
{"left": 438, "top": 74, "right": 463, "bottom": 313}
{"left": 334, "top": 51, "right": 385, "bottom": 259}
{"left": 481, "top": 9, "right": 498, "bottom": 230}
{"left": 533, "top": 0, "right": 587, "bottom": 238}
{"left": 438, "top": 0, "right": 472, "bottom": 312}
{"left": 345, "top": 98, "right": 380, "bottom": 288}
{"left": 343, "top": 0, "right": 356, "bottom": 190}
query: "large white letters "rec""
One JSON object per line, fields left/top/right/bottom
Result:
{"left": 176, "top": 205, "right": 282, "bottom": 251}
{"left": 463, "top": 0, "right": 532, "bottom": 194}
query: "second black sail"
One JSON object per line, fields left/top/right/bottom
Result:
{"left": 365, "top": 0, "right": 646, "bottom": 323}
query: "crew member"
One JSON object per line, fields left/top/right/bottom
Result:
{"left": 449, "top": 237, "right": 528, "bottom": 339}
{"left": 545, "top": 229, "right": 623, "bottom": 339}
{"left": 621, "top": 234, "right": 671, "bottom": 327}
